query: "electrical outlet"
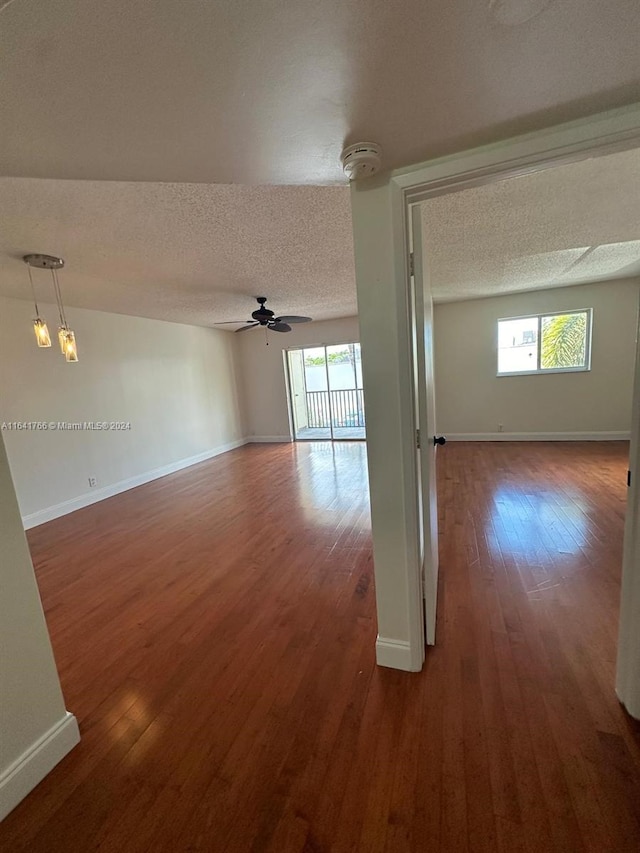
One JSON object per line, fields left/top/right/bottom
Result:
{"left": 498, "top": 423, "right": 504, "bottom": 432}
{"left": 88, "top": 476, "right": 97, "bottom": 487}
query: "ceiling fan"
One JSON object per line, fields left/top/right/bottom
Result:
{"left": 216, "top": 297, "right": 312, "bottom": 334}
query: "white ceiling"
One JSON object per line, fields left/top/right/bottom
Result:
{"left": 1, "top": 0, "right": 639, "bottom": 184}
{"left": 0, "top": 181, "right": 355, "bottom": 324}
{"left": 0, "top": 2, "right": 638, "bottom": 324}
{"left": 422, "top": 147, "right": 640, "bottom": 301}
{"left": 1, "top": 149, "right": 638, "bottom": 325}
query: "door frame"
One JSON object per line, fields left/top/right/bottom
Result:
{"left": 410, "top": 205, "right": 440, "bottom": 646}
{"left": 350, "top": 103, "right": 640, "bottom": 673}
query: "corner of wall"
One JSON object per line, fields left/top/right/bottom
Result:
{"left": 0, "top": 713, "right": 80, "bottom": 822}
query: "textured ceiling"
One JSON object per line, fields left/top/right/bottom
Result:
{"left": 0, "top": 0, "right": 639, "bottom": 184}
{"left": 1, "top": 149, "right": 639, "bottom": 325}
{"left": 0, "top": 181, "right": 355, "bottom": 325}
{"left": 421, "top": 148, "right": 640, "bottom": 301}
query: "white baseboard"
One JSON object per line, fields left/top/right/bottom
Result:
{"left": 616, "top": 689, "right": 640, "bottom": 722}
{"left": 22, "top": 438, "right": 248, "bottom": 529}
{"left": 375, "top": 636, "right": 421, "bottom": 672}
{"left": 0, "top": 712, "right": 80, "bottom": 822}
{"left": 445, "top": 431, "right": 631, "bottom": 442}
{"left": 247, "top": 435, "right": 293, "bottom": 443}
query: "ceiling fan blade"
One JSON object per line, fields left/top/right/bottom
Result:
{"left": 215, "top": 320, "right": 250, "bottom": 325}
{"left": 274, "top": 315, "right": 312, "bottom": 324}
{"left": 235, "top": 322, "right": 260, "bottom": 333}
{"left": 270, "top": 322, "right": 292, "bottom": 332}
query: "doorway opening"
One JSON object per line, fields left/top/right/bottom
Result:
{"left": 286, "top": 343, "right": 366, "bottom": 441}
{"left": 350, "top": 107, "right": 640, "bottom": 674}
{"left": 410, "top": 145, "right": 640, "bottom": 655}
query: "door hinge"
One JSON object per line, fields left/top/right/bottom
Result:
{"left": 416, "top": 428, "right": 421, "bottom": 449}
{"left": 409, "top": 252, "right": 414, "bottom": 277}
{"left": 628, "top": 470, "right": 632, "bottom": 487}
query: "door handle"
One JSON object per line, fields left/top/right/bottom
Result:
{"left": 433, "top": 435, "right": 446, "bottom": 446}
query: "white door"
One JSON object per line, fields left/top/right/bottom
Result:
{"left": 411, "top": 204, "right": 441, "bottom": 645}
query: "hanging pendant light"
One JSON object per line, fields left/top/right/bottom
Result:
{"left": 62, "top": 330, "right": 78, "bottom": 362}
{"left": 33, "top": 317, "right": 52, "bottom": 348}
{"left": 23, "top": 254, "right": 79, "bottom": 362}
{"left": 51, "top": 266, "right": 78, "bottom": 361}
{"left": 25, "top": 259, "right": 52, "bottom": 347}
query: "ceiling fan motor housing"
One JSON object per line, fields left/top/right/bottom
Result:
{"left": 251, "top": 296, "right": 274, "bottom": 323}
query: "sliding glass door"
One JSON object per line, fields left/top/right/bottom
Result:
{"left": 287, "top": 343, "right": 366, "bottom": 441}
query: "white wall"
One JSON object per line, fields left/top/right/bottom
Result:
{"left": 0, "top": 297, "right": 246, "bottom": 525}
{"left": 434, "top": 278, "right": 640, "bottom": 438}
{"left": 0, "top": 433, "right": 79, "bottom": 820}
{"left": 237, "top": 316, "right": 360, "bottom": 440}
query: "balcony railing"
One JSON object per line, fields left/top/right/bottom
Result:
{"left": 305, "top": 389, "right": 365, "bottom": 429}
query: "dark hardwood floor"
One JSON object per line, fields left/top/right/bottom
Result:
{"left": 1, "top": 441, "right": 640, "bottom": 852}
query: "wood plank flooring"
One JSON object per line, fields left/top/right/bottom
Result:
{"left": 1, "top": 441, "right": 640, "bottom": 852}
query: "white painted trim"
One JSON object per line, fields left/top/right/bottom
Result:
{"left": 616, "top": 305, "right": 640, "bottom": 721}
{"left": 395, "top": 104, "right": 640, "bottom": 201}
{"left": 617, "top": 693, "right": 640, "bottom": 721}
{"left": 22, "top": 438, "right": 248, "bottom": 529}
{"left": 351, "top": 177, "right": 426, "bottom": 675}
{"left": 445, "top": 431, "right": 630, "bottom": 442}
{"left": 247, "top": 435, "right": 293, "bottom": 443}
{"left": 0, "top": 712, "right": 80, "bottom": 822}
{"left": 375, "top": 636, "right": 421, "bottom": 672}
{"left": 285, "top": 337, "right": 362, "bottom": 351}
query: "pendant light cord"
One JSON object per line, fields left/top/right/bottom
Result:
{"left": 51, "top": 268, "right": 68, "bottom": 328}
{"left": 27, "top": 264, "right": 40, "bottom": 316}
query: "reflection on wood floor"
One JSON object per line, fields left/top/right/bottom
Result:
{"left": 2, "top": 440, "right": 639, "bottom": 852}
{"left": 295, "top": 426, "right": 366, "bottom": 440}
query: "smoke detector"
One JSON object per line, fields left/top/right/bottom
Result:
{"left": 340, "top": 143, "right": 382, "bottom": 181}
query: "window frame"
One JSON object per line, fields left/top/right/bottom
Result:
{"left": 496, "top": 308, "right": 593, "bottom": 377}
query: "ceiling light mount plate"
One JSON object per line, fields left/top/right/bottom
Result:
{"left": 340, "top": 143, "right": 382, "bottom": 181}
{"left": 23, "top": 253, "right": 65, "bottom": 270}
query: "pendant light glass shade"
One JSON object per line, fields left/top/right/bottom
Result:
{"left": 58, "top": 326, "right": 67, "bottom": 354}
{"left": 62, "top": 330, "right": 78, "bottom": 362}
{"left": 27, "top": 262, "right": 52, "bottom": 347}
{"left": 33, "top": 318, "right": 52, "bottom": 347}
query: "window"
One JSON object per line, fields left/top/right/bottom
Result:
{"left": 497, "top": 309, "right": 592, "bottom": 376}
